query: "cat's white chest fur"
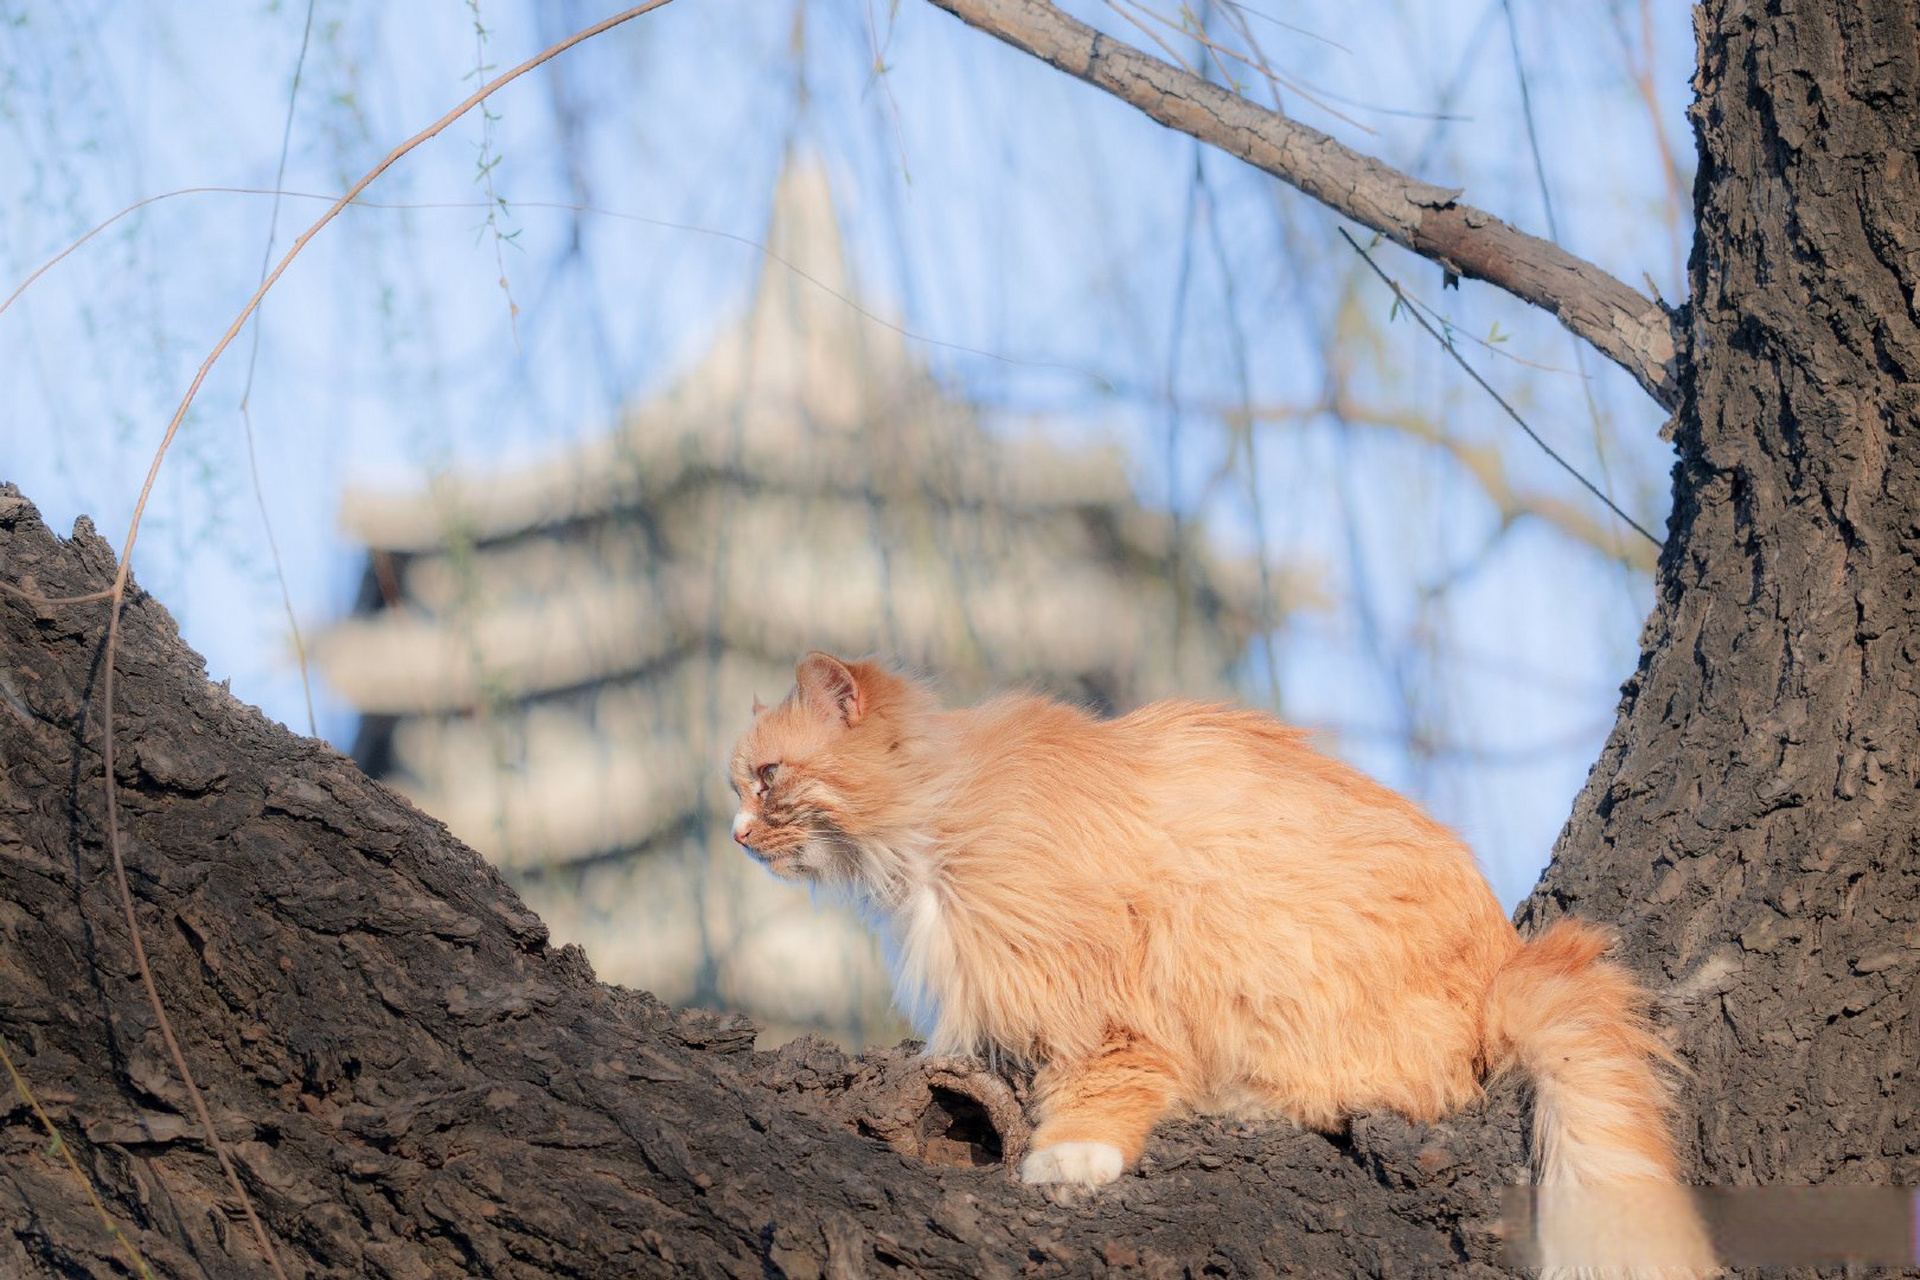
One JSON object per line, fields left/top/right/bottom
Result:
{"left": 885, "top": 873, "right": 975, "bottom": 1055}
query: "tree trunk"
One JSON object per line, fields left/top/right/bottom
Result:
{"left": 1520, "top": 0, "right": 1920, "bottom": 1192}
{"left": 1, "top": 489, "right": 1524, "bottom": 1276}
{"left": 2, "top": 2, "right": 1916, "bottom": 1276}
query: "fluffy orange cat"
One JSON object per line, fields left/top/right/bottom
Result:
{"left": 728, "top": 653, "right": 1713, "bottom": 1273}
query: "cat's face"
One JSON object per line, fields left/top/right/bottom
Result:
{"left": 727, "top": 652, "right": 898, "bottom": 885}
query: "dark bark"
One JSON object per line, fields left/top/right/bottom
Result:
{"left": 3, "top": 1, "right": 1918, "bottom": 1276}
{"left": 1, "top": 489, "right": 1523, "bottom": 1276}
{"left": 1519, "top": 0, "right": 1920, "bottom": 1194}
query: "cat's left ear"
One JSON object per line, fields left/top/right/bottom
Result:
{"left": 796, "top": 651, "right": 865, "bottom": 727}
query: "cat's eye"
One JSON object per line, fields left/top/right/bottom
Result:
{"left": 756, "top": 762, "right": 779, "bottom": 792}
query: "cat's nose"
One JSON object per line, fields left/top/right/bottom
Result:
{"left": 731, "top": 811, "right": 756, "bottom": 846}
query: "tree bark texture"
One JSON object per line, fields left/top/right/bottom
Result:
{"left": 924, "top": 0, "right": 1683, "bottom": 410}
{"left": 4, "top": 2, "right": 1920, "bottom": 1277}
{"left": 0, "top": 489, "right": 1527, "bottom": 1276}
{"left": 1520, "top": 0, "right": 1920, "bottom": 1189}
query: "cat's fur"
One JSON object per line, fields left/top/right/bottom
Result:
{"left": 728, "top": 653, "right": 1714, "bottom": 1274}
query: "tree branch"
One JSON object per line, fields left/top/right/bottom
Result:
{"left": 1236, "top": 397, "right": 1662, "bottom": 572}
{"left": 924, "top": 0, "right": 1682, "bottom": 411}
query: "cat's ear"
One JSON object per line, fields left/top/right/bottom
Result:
{"left": 796, "top": 651, "right": 865, "bottom": 726}
{"left": 751, "top": 695, "right": 768, "bottom": 717}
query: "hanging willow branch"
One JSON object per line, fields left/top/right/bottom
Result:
{"left": 924, "top": 0, "right": 1682, "bottom": 410}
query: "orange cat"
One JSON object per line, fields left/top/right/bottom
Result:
{"left": 728, "top": 653, "right": 1713, "bottom": 1273}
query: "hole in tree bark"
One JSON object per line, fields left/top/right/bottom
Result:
{"left": 917, "top": 1085, "right": 1004, "bottom": 1168}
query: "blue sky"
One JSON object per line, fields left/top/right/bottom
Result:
{"left": 0, "top": 0, "right": 1694, "bottom": 905}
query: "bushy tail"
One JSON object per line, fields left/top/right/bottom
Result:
{"left": 1485, "top": 919, "right": 1717, "bottom": 1277}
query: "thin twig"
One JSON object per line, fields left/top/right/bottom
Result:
{"left": 1102, "top": 0, "right": 1198, "bottom": 75}
{"left": 926, "top": 0, "right": 1682, "bottom": 409}
{"left": 0, "top": 581, "right": 117, "bottom": 607}
{"left": 1500, "top": 0, "right": 1625, "bottom": 565}
{"left": 86, "top": 5, "right": 680, "bottom": 1274}
{"left": 1121, "top": 0, "right": 1375, "bottom": 132}
{"left": 1500, "top": 0, "right": 1558, "bottom": 246}
{"left": 1, "top": 1035, "right": 154, "bottom": 1278}
{"left": 1, "top": 186, "right": 1095, "bottom": 395}
{"left": 1230, "top": 397, "right": 1659, "bottom": 572}
{"left": 237, "top": 0, "right": 321, "bottom": 740}
{"left": 1215, "top": 0, "right": 1348, "bottom": 52}
{"left": 1193, "top": 154, "right": 1285, "bottom": 709}
{"left": 465, "top": 0, "right": 523, "bottom": 347}
{"left": 1212, "top": 1, "right": 1286, "bottom": 113}
{"left": 1385, "top": 276, "right": 1575, "bottom": 375}
{"left": 1610, "top": 0, "right": 1687, "bottom": 308}
{"left": 1338, "top": 227, "right": 1661, "bottom": 549}
{"left": 862, "top": 0, "right": 915, "bottom": 181}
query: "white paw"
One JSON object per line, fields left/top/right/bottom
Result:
{"left": 1019, "top": 1141, "right": 1125, "bottom": 1188}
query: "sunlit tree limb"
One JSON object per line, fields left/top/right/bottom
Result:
{"left": 925, "top": 0, "right": 1683, "bottom": 410}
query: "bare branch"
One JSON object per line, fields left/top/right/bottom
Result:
{"left": 1236, "top": 398, "right": 1661, "bottom": 572}
{"left": 924, "top": 0, "right": 1682, "bottom": 410}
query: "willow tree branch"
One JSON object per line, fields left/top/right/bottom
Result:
{"left": 924, "top": 0, "right": 1682, "bottom": 411}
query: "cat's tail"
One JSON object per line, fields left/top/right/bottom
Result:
{"left": 1484, "top": 918, "right": 1718, "bottom": 1278}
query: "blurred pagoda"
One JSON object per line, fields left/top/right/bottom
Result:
{"left": 315, "top": 156, "right": 1285, "bottom": 1046}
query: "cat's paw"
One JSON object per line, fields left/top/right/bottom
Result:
{"left": 1019, "top": 1141, "right": 1125, "bottom": 1192}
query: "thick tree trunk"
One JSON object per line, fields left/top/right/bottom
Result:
{"left": 2, "top": 3, "right": 1916, "bottom": 1277}
{"left": 1520, "top": 0, "right": 1920, "bottom": 1191}
{"left": 1, "top": 490, "right": 1525, "bottom": 1276}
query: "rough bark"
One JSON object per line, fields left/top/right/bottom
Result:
{"left": 3, "top": 1, "right": 1918, "bottom": 1277}
{"left": 1520, "top": 0, "right": 1920, "bottom": 1192}
{"left": 0, "top": 488, "right": 1525, "bottom": 1275}
{"left": 923, "top": 0, "right": 1683, "bottom": 410}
